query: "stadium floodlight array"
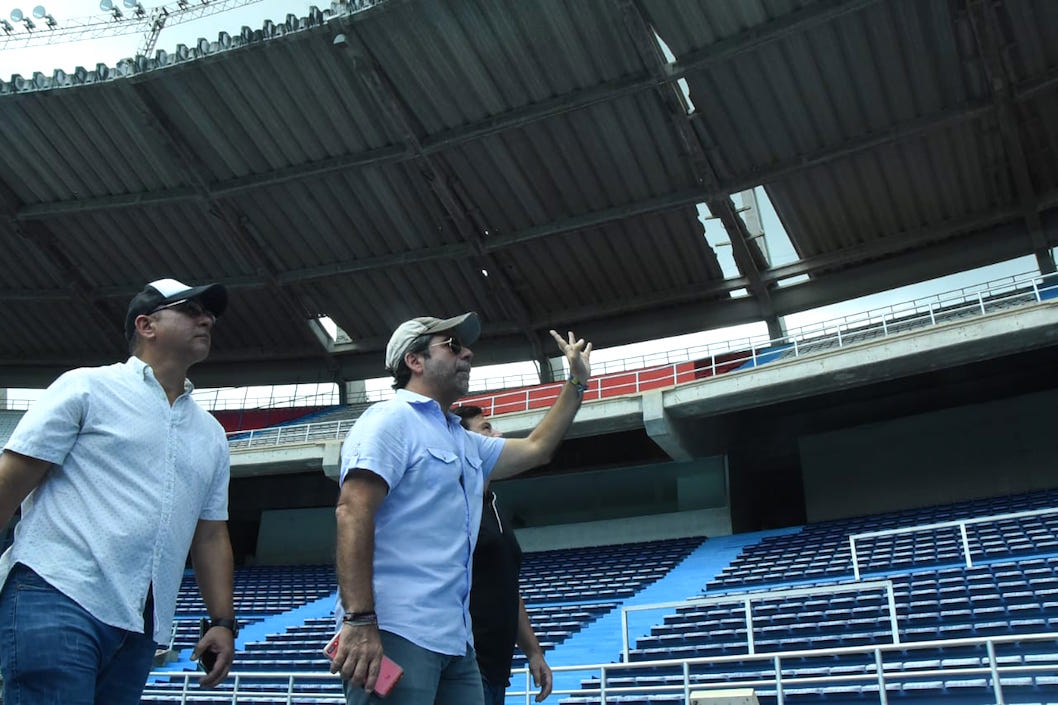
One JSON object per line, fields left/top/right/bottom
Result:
{"left": 0, "top": 0, "right": 263, "bottom": 52}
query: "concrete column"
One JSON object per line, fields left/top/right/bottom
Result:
{"left": 642, "top": 389, "right": 694, "bottom": 462}
{"left": 539, "top": 355, "right": 565, "bottom": 385}
{"left": 765, "top": 315, "right": 788, "bottom": 343}
{"left": 341, "top": 379, "right": 367, "bottom": 405}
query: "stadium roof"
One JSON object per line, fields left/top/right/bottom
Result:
{"left": 1, "top": 0, "right": 1056, "bottom": 387}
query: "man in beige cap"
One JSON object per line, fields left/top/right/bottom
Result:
{"left": 329, "top": 313, "right": 591, "bottom": 705}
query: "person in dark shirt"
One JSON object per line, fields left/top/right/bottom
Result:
{"left": 454, "top": 406, "right": 553, "bottom": 704}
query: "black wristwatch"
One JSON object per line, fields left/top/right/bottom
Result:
{"left": 209, "top": 617, "right": 240, "bottom": 638}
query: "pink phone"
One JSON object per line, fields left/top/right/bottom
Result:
{"left": 324, "top": 632, "right": 404, "bottom": 697}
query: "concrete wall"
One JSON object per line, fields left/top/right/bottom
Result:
{"left": 493, "top": 457, "right": 728, "bottom": 528}
{"left": 256, "top": 507, "right": 336, "bottom": 564}
{"left": 515, "top": 508, "right": 730, "bottom": 552}
{"left": 801, "top": 388, "right": 1058, "bottom": 522}
{"left": 252, "top": 504, "right": 726, "bottom": 565}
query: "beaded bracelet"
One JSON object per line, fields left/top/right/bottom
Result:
{"left": 567, "top": 375, "right": 590, "bottom": 395}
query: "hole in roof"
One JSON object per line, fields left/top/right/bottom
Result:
{"left": 653, "top": 30, "right": 695, "bottom": 114}
{"left": 697, "top": 203, "right": 740, "bottom": 279}
{"left": 312, "top": 315, "right": 352, "bottom": 344}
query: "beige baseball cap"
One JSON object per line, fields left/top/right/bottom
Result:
{"left": 385, "top": 312, "right": 480, "bottom": 372}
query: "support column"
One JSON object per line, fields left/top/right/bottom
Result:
{"left": 341, "top": 379, "right": 367, "bottom": 405}
{"left": 642, "top": 389, "right": 694, "bottom": 462}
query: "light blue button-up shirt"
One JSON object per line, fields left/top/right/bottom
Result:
{"left": 0, "top": 357, "right": 230, "bottom": 641}
{"left": 339, "top": 389, "right": 505, "bottom": 656}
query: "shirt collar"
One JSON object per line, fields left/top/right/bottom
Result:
{"left": 394, "top": 389, "right": 461, "bottom": 424}
{"left": 126, "top": 356, "right": 194, "bottom": 395}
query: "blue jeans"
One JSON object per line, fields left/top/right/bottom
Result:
{"left": 0, "top": 564, "right": 157, "bottom": 705}
{"left": 343, "top": 630, "right": 483, "bottom": 705}
{"left": 481, "top": 674, "right": 507, "bottom": 705}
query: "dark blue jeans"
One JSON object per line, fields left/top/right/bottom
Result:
{"left": 343, "top": 630, "right": 483, "bottom": 705}
{"left": 0, "top": 564, "right": 157, "bottom": 705}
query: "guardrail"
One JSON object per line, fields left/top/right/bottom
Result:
{"left": 849, "top": 506, "right": 1058, "bottom": 580}
{"left": 225, "top": 269, "right": 1058, "bottom": 448}
{"left": 143, "top": 630, "right": 1058, "bottom": 704}
{"left": 619, "top": 580, "right": 900, "bottom": 663}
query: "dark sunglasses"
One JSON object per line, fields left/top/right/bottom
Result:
{"left": 429, "top": 337, "right": 463, "bottom": 355}
{"left": 150, "top": 298, "right": 215, "bottom": 322}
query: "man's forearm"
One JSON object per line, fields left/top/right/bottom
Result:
{"left": 515, "top": 595, "right": 543, "bottom": 658}
{"left": 527, "top": 381, "right": 582, "bottom": 454}
{"left": 493, "top": 381, "right": 583, "bottom": 479}
{"left": 190, "top": 520, "right": 235, "bottom": 620}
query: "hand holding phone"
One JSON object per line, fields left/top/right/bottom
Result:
{"left": 324, "top": 632, "right": 403, "bottom": 697}
{"left": 197, "top": 617, "right": 218, "bottom": 673}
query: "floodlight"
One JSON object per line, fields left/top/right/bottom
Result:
{"left": 122, "top": 0, "right": 136, "bottom": 7}
{"left": 98, "top": 0, "right": 112, "bottom": 10}
{"left": 9, "top": 8, "right": 23, "bottom": 21}
{"left": 31, "top": 5, "right": 44, "bottom": 18}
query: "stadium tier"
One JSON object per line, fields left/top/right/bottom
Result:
{"left": 708, "top": 490, "right": 1058, "bottom": 591}
{"left": 140, "top": 489, "right": 1058, "bottom": 704}
{"left": 142, "top": 538, "right": 703, "bottom": 703}
{"left": 568, "top": 490, "right": 1058, "bottom": 705}
{"left": 220, "top": 271, "right": 1057, "bottom": 452}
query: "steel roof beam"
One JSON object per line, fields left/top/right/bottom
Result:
{"left": 618, "top": 0, "right": 777, "bottom": 333}
{"left": 339, "top": 27, "right": 547, "bottom": 367}
{"left": 966, "top": 0, "right": 1055, "bottom": 274}
{"left": 120, "top": 82, "right": 336, "bottom": 368}
{"left": 5, "top": 189, "right": 1055, "bottom": 305}
{"left": 14, "top": 0, "right": 888, "bottom": 221}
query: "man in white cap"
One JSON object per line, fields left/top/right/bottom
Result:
{"left": 0, "top": 278, "right": 237, "bottom": 705}
{"left": 330, "top": 313, "right": 591, "bottom": 705}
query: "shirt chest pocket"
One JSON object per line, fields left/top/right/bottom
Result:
{"left": 423, "top": 447, "right": 462, "bottom": 488}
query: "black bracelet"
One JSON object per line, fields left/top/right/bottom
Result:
{"left": 342, "top": 610, "right": 377, "bottom": 624}
{"left": 209, "top": 617, "right": 240, "bottom": 637}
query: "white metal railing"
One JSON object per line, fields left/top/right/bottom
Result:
{"left": 849, "top": 506, "right": 1058, "bottom": 580}
{"left": 9, "top": 270, "right": 1054, "bottom": 419}
{"left": 144, "top": 631, "right": 1058, "bottom": 704}
{"left": 222, "top": 269, "right": 1058, "bottom": 448}
{"left": 619, "top": 580, "right": 899, "bottom": 663}
{"left": 228, "top": 418, "right": 362, "bottom": 448}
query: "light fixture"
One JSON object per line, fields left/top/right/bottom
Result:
{"left": 9, "top": 7, "right": 23, "bottom": 20}
{"left": 121, "top": 0, "right": 135, "bottom": 7}
{"left": 30, "top": 4, "right": 43, "bottom": 17}
{"left": 98, "top": 0, "right": 111, "bottom": 10}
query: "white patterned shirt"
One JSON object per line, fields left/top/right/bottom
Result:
{"left": 0, "top": 356, "right": 229, "bottom": 641}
